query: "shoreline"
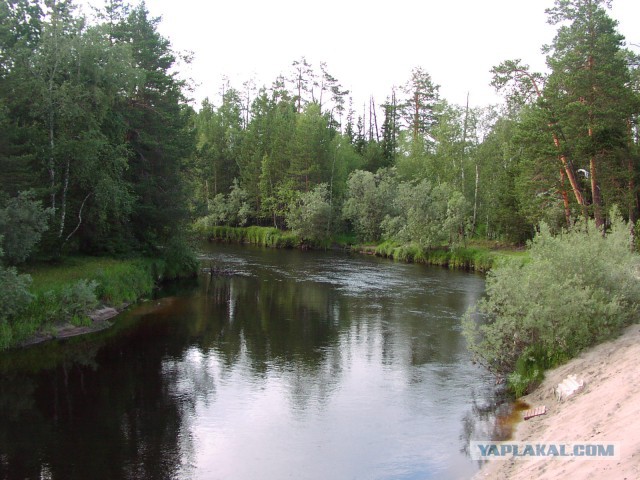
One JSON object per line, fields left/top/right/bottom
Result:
{"left": 198, "top": 225, "right": 525, "bottom": 272}
{"left": 473, "top": 323, "right": 640, "bottom": 480}
{"left": 18, "top": 304, "right": 127, "bottom": 348}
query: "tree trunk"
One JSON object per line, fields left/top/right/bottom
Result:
{"left": 552, "top": 132, "right": 588, "bottom": 220}
{"left": 472, "top": 163, "right": 479, "bottom": 234}
{"left": 58, "top": 157, "right": 70, "bottom": 238}
{"left": 560, "top": 168, "right": 571, "bottom": 228}
{"left": 590, "top": 156, "right": 603, "bottom": 229}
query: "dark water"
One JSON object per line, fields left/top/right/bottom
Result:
{"left": 0, "top": 244, "right": 501, "bottom": 480}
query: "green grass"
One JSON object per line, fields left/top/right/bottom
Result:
{"left": 195, "top": 225, "right": 303, "bottom": 248}
{"left": 2, "top": 254, "right": 196, "bottom": 350}
{"left": 372, "top": 240, "right": 527, "bottom": 272}
{"left": 196, "top": 222, "right": 527, "bottom": 271}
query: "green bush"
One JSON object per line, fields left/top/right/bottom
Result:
{"left": 463, "top": 212, "right": 640, "bottom": 395}
{"left": 0, "top": 191, "right": 51, "bottom": 265}
{"left": 286, "top": 183, "right": 333, "bottom": 243}
{"left": 0, "top": 265, "right": 33, "bottom": 323}
{"left": 57, "top": 279, "right": 99, "bottom": 323}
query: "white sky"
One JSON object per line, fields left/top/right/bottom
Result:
{"left": 83, "top": 0, "right": 640, "bottom": 110}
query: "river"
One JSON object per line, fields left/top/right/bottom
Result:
{"left": 0, "top": 244, "right": 501, "bottom": 480}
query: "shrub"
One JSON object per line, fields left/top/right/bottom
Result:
{"left": 0, "top": 191, "right": 51, "bottom": 265}
{"left": 286, "top": 183, "right": 333, "bottom": 243}
{"left": 58, "top": 279, "right": 99, "bottom": 324}
{"left": 0, "top": 265, "right": 33, "bottom": 323}
{"left": 463, "top": 212, "right": 640, "bottom": 394}
{"left": 343, "top": 168, "right": 398, "bottom": 242}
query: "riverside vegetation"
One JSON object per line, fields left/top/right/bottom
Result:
{"left": 1, "top": 0, "right": 640, "bottom": 399}
{"left": 463, "top": 212, "right": 640, "bottom": 397}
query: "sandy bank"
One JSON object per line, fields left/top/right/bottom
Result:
{"left": 474, "top": 323, "right": 640, "bottom": 480}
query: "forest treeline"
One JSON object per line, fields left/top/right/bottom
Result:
{"left": 189, "top": 3, "right": 640, "bottom": 248}
{"left": 1, "top": 0, "right": 639, "bottom": 263}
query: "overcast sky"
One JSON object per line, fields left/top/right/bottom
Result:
{"left": 83, "top": 0, "right": 640, "bottom": 110}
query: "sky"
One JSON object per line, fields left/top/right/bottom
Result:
{"left": 82, "top": 0, "right": 640, "bottom": 110}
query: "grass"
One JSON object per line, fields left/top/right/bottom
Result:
{"left": 2, "top": 255, "right": 196, "bottom": 350}
{"left": 372, "top": 240, "right": 527, "bottom": 272}
{"left": 195, "top": 225, "right": 303, "bottom": 248}
{"left": 196, "top": 222, "right": 526, "bottom": 271}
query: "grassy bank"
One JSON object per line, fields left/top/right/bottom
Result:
{"left": 195, "top": 225, "right": 303, "bottom": 248}
{"left": 2, "top": 255, "right": 197, "bottom": 350}
{"left": 371, "top": 240, "right": 526, "bottom": 272}
{"left": 196, "top": 224, "right": 525, "bottom": 271}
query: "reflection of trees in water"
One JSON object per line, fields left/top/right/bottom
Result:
{"left": 198, "top": 275, "right": 348, "bottom": 412}
{"left": 196, "top": 270, "right": 486, "bottom": 413}
{"left": 0, "top": 253, "right": 491, "bottom": 479}
{"left": 0, "top": 316, "right": 196, "bottom": 480}
{"left": 459, "top": 385, "right": 513, "bottom": 465}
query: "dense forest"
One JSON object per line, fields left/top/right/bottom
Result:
{"left": 189, "top": 0, "right": 640, "bottom": 247}
{"left": 1, "top": 0, "right": 639, "bottom": 263}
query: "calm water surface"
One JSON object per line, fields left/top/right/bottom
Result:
{"left": 0, "top": 244, "right": 500, "bottom": 480}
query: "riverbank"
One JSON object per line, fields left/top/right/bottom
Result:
{"left": 3, "top": 255, "right": 197, "bottom": 350}
{"left": 370, "top": 240, "right": 525, "bottom": 272}
{"left": 474, "top": 322, "right": 640, "bottom": 480}
{"left": 196, "top": 225, "right": 525, "bottom": 271}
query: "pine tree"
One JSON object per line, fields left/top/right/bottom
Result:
{"left": 544, "top": 0, "right": 638, "bottom": 227}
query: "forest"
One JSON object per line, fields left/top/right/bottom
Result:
{"left": 1, "top": 0, "right": 640, "bottom": 360}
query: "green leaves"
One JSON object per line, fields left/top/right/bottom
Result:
{"left": 0, "top": 191, "right": 51, "bottom": 265}
{"left": 285, "top": 183, "right": 332, "bottom": 243}
{"left": 463, "top": 213, "right": 640, "bottom": 380}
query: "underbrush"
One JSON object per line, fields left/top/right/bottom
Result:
{"left": 373, "top": 241, "right": 522, "bottom": 272}
{"left": 195, "top": 224, "right": 303, "bottom": 248}
{"left": 463, "top": 213, "right": 640, "bottom": 397}
{"left": 1, "top": 250, "right": 197, "bottom": 350}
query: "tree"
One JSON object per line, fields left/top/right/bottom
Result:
{"left": 400, "top": 67, "right": 440, "bottom": 142}
{"left": 289, "top": 102, "right": 332, "bottom": 191}
{"left": 286, "top": 183, "right": 332, "bottom": 243}
{"left": 380, "top": 89, "right": 400, "bottom": 165}
{"left": 113, "top": 2, "right": 195, "bottom": 250}
{"left": 382, "top": 180, "right": 467, "bottom": 248}
{"left": 544, "top": 0, "right": 638, "bottom": 228}
{"left": 342, "top": 168, "right": 398, "bottom": 241}
{"left": 289, "top": 56, "right": 315, "bottom": 114}
{"left": 0, "top": 191, "right": 51, "bottom": 264}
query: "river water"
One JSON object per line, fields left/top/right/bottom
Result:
{"left": 0, "top": 244, "right": 500, "bottom": 480}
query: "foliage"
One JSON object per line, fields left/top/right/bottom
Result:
{"left": 0, "top": 0, "right": 194, "bottom": 257}
{"left": 0, "top": 252, "right": 197, "bottom": 350}
{"left": 463, "top": 212, "right": 640, "bottom": 394}
{"left": 373, "top": 241, "right": 515, "bottom": 272}
{"left": 201, "top": 179, "right": 253, "bottom": 228}
{"left": 43, "top": 279, "right": 99, "bottom": 325}
{"left": 0, "top": 191, "right": 51, "bottom": 265}
{"left": 0, "top": 244, "right": 33, "bottom": 345}
{"left": 382, "top": 180, "right": 468, "bottom": 248}
{"left": 195, "top": 225, "right": 301, "bottom": 248}
{"left": 342, "top": 168, "right": 398, "bottom": 242}
{"left": 286, "top": 183, "right": 333, "bottom": 243}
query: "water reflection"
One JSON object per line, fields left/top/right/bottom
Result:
{"left": 0, "top": 244, "right": 501, "bottom": 480}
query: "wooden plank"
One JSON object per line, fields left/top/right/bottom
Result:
{"left": 523, "top": 405, "right": 547, "bottom": 420}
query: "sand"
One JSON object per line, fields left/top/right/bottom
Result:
{"left": 473, "top": 323, "right": 640, "bottom": 480}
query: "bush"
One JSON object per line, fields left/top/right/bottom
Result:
{"left": 0, "top": 266, "right": 33, "bottom": 322}
{"left": 463, "top": 212, "right": 640, "bottom": 394}
{"left": 0, "top": 191, "right": 51, "bottom": 264}
{"left": 57, "top": 279, "right": 99, "bottom": 324}
{"left": 286, "top": 183, "right": 333, "bottom": 243}
{"left": 382, "top": 180, "right": 468, "bottom": 249}
{"left": 342, "top": 168, "right": 398, "bottom": 242}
